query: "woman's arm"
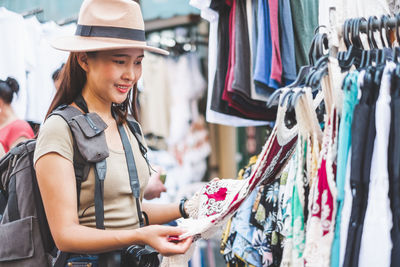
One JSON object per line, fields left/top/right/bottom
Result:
{"left": 36, "top": 152, "right": 192, "bottom": 255}
{"left": 142, "top": 202, "right": 181, "bottom": 225}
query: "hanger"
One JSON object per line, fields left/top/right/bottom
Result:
{"left": 379, "top": 15, "right": 390, "bottom": 48}
{"left": 367, "top": 16, "right": 379, "bottom": 49}
{"left": 339, "top": 18, "right": 364, "bottom": 71}
{"left": 337, "top": 19, "right": 352, "bottom": 63}
{"left": 21, "top": 8, "right": 44, "bottom": 18}
{"left": 288, "top": 32, "right": 330, "bottom": 110}
{"left": 268, "top": 31, "right": 322, "bottom": 108}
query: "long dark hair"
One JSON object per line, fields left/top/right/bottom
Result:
{"left": 0, "top": 77, "right": 19, "bottom": 104}
{"left": 45, "top": 52, "right": 139, "bottom": 124}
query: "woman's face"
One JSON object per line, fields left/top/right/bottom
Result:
{"left": 83, "top": 48, "right": 144, "bottom": 105}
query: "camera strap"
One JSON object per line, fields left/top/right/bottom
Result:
{"left": 118, "top": 123, "right": 145, "bottom": 228}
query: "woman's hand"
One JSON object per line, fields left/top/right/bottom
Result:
{"left": 144, "top": 166, "right": 167, "bottom": 200}
{"left": 137, "top": 225, "right": 193, "bottom": 256}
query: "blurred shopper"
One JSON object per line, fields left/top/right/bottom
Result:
{"left": 0, "top": 77, "right": 34, "bottom": 155}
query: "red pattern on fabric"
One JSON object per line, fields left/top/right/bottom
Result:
{"left": 205, "top": 187, "right": 228, "bottom": 201}
{"left": 310, "top": 109, "right": 338, "bottom": 236}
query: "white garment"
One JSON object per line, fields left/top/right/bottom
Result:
{"left": 24, "top": 18, "right": 74, "bottom": 123}
{"left": 140, "top": 52, "right": 171, "bottom": 139}
{"left": 0, "top": 7, "right": 33, "bottom": 119}
{"left": 189, "top": 2, "right": 269, "bottom": 126}
{"left": 358, "top": 62, "right": 394, "bottom": 267}
{"left": 167, "top": 53, "right": 206, "bottom": 146}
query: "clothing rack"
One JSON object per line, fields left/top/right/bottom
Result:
{"left": 356, "top": 15, "right": 398, "bottom": 32}
{"left": 21, "top": 8, "right": 43, "bottom": 18}
{"left": 57, "top": 16, "right": 78, "bottom": 26}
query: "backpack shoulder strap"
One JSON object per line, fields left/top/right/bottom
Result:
{"left": 48, "top": 105, "right": 90, "bottom": 207}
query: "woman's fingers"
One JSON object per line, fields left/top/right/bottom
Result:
{"left": 160, "top": 236, "right": 193, "bottom": 256}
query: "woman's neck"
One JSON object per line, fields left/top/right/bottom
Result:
{"left": 81, "top": 88, "right": 113, "bottom": 121}
{"left": 0, "top": 105, "right": 17, "bottom": 128}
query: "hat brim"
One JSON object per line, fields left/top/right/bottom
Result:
{"left": 50, "top": 35, "right": 169, "bottom": 55}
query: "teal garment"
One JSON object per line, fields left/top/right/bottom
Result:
{"left": 330, "top": 71, "right": 359, "bottom": 267}
{"left": 289, "top": 0, "right": 319, "bottom": 71}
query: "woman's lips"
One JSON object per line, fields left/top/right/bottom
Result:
{"left": 115, "top": 84, "right": 131, "bottom": 93}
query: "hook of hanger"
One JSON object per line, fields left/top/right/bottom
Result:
{"left": 343, "top": 19, "right": 352, "bottom": 49}
{"left": 351, "top": 18, "right": 362, "bottom": 49}
{"left": 380, "top": 15, "right": 389, "bottom": 48}
{"left": 383, "top": 15, "right": 392, "bottom": 47}
{"left": 357, "top": 17, "right": 367, "bottom": 49}
{"left": 367, "top": 16, "right": 378, "bottom": 49}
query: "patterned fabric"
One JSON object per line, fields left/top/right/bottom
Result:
{"left": 177, "top": 117, "right": 297, "bottom": 241}
{"left": 162, "top": 101, "right": 297, "bottom": 266}
{"left": 281, "top": 136, "right": 308, "bottom": 267}
{"left": 221, "top": 156, "right": 259, "bottom": 264}
{"left": 250, "top": 178, "right": 282, "bottom": 267}
{"left": 303, "top": 108, "right": 338, "bottom": 267}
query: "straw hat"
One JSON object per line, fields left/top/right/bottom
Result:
{"left": 51, "top": 0, "right": 168, "bottom": 55}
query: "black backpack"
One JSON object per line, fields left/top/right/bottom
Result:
{"left": 0, "top": 105, "right": 149, "bottom": 266}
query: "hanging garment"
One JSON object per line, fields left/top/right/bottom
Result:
{"left": 280, "top": 150, "right": 297, "bottom": 240}
{"left": 0, "top": 7, "right": 33, "bottom": 119}
{"left": 289, "top": 0, "right": 319, "bottom": 71}
{"left": 330, "top": 71, "right": 359, "bottom": 267}
{"left": 224, "top": 157, "right": 262, "bottom": 266}
{"left": 24, "top": 18, "right": 74, "bottom": 124}
{"left": 275, "top": 161, "right": 290, "bottom": 235}
{"left": 303, "top": 108, "right": 338, "bottom": 267}
{"left": 209, "top": 0, "right": 276, "bottom": 122}
{"left": 278, "top": 0, "right": 296, "bottom": 83}
{"left": 249, "top": 0, "right": 269, "bottom": 102}
{"left": 221, "top": 0, "right": 277, "bottom": 121}
{"left": 343, "top": 66, "right": 381, "bottom": 267}
{"left": 251, "top": 179, "right": 282, "bottom": 267}
{"left": 338, "top": 70, "right": 365, "bottom": 267}
{"left": 140, "top": 52, "right": 171, "bottom": 139}
{"left": 231, "top": 0, "right": 252, "bottom": 98}
{"left": 281, "top": 136, "right": 307, "bottom": 267}
{"left": 162, "top": 101, "right": 298, "bottom": 266}
{"left": 232, "top": 188, "right": 263, "bottom": 267}
{"left": 389, "top": 66, "right": 400, "bottom": 267}
{"left": 254, "top": 0, "right": 276, "bottom": 96}
{"left": 268, "top": 0, "right": 282, "bottom": 86}
{"left": 194, "top": 1, "right": 268, "bottom": 126}
{"left": 358, "top": 62, "right": 395, "bottom": 267}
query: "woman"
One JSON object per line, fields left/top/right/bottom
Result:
{"left": 0, "top": 77, "right": 34, "bottom": 155}
{"left": 34, "top": 0, "right": 193, "bottom": 265}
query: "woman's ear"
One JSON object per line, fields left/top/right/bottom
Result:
{"left": 77, "top": 52, "right": 89, "bottom": 72}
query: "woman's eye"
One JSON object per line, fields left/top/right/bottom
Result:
{"left": 134, "top": 61, "right": 142, "bottom": 65}
{"left": 113, "top": 60, "right": 125, "bottom": 64}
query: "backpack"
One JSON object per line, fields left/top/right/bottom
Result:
{"left": 0, "top": 105, "right": 149, "bottom": 266}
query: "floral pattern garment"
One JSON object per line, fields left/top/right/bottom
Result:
{"left": 281, "top": 136, "right": 308, "bottom": 267}
{"left": 303, "top": 108, "right": 338, "bottom": 267}
{"left": 251, "top": 178, "right": 283, "bottom": 267}
{"left": 221, "top": 156, "right": 260, "bottom": 266}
